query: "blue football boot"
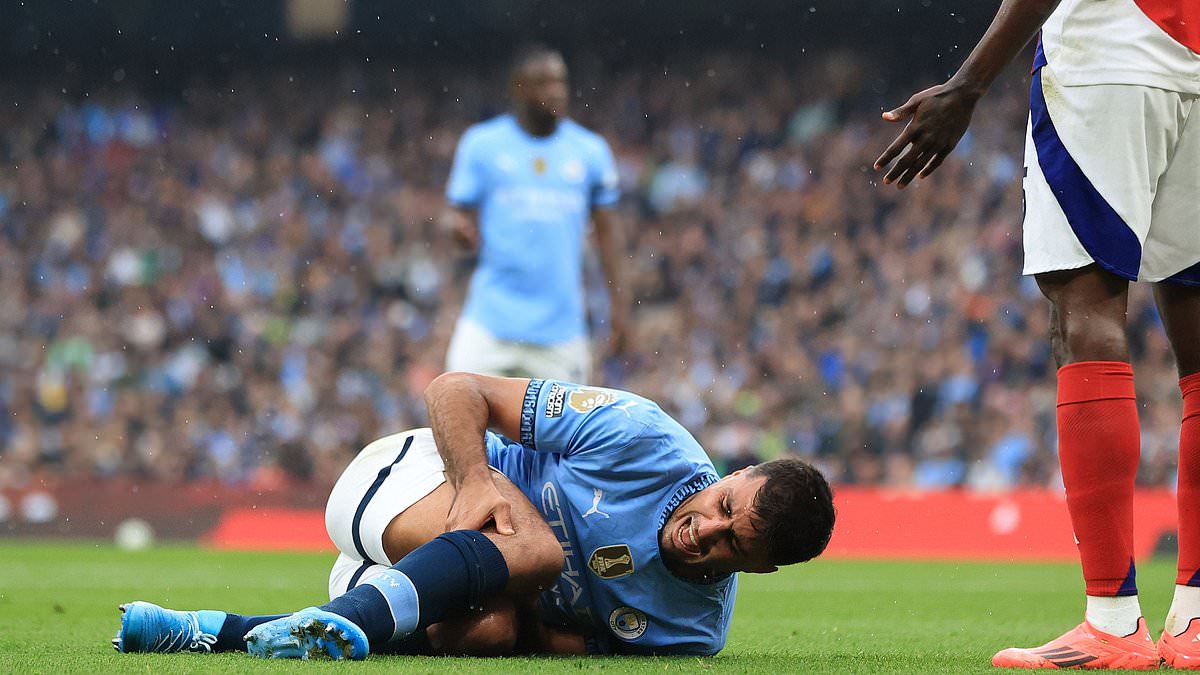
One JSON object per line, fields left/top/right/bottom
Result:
{"left": 113, "top": 601, "right": 224, "bottom": 653}
{"left": 243, "top": 607, "right": 369, "bottom": 660}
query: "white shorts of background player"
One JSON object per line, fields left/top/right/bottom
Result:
{"left": 445, "top": 317, "right": 591, "bottom": 382}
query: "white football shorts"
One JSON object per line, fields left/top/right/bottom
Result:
{"left": 324, "top": 428, "right": 447, "bottom": 600}
{"left": 1023, "top": 64, "right": 1200, "bottom": 285}
{"left": 445, "top": 317, "right": 591, "bottom": 382}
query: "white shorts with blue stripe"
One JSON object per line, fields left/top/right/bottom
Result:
{"left": 323, "top": 429, "right": 447, "bottom": 600}
{"left": 1023, "top": 64, "right": 1200, "bottom": 285}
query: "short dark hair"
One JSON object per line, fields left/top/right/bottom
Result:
{"left": 509, "top": 43, "right": 563, "bottom": 81}
{"left": 748, "top": 458, "right": 835, "bottom": 566}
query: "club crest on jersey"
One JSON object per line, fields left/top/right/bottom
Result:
{"left": 568, "top": 388, "right": 619, "bottom": 414}
{"left": 588, "top": 544, "right": 634, "bottom": 580}
{"left": 545, "top": 382, "right": 566, "bottom": 418}
{"left": 608, "top": 606, "right": 648, "bottom": 640}
{"left": 533, "top": 156, "right": 547, "bottom": 174}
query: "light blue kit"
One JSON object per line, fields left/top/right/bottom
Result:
{"left": 486, "top": 379, "right": 736, "bottom": 655}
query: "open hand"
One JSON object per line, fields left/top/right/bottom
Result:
{"left": 874, "top": 82, "right": 980, "bottom": 188}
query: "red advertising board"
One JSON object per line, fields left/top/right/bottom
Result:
{"left": 826, "top": 488, "right": 1177, "bottom": 561}
{"left": 1, "top": 480, "right": 1181, "bottom": 560}
{"left": 201, "top": 488, "right": 1183, "bottom": 560}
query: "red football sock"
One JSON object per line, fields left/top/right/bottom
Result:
{"left": 1175, "top": 372, "right": 1200, "bottom": 586}
{"left": 1057, "top": 361, "right": 1140, "bottom": 596}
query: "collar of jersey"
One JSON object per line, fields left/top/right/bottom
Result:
{"left": 655, "top": 471, "right": 733, "bottom": 585}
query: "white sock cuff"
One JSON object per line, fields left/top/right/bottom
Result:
{"left": 1085, "top": 594, "right": 1142, "bottom": 637}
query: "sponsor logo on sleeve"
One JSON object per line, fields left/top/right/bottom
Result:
{"left": 545, "top": 383, "right": 566, "bottom": 418}
{"left": 567, "top": 388, "right": 619, "bottom": 414}
{"left": 588, "top": 544, "right": 633, "bottom": 579}
{"left": 608, "top": 606, "right": 648, "bottom": 640}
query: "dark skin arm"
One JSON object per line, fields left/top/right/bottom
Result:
{"left": 591, "top": 207, "right": 630, "bottom": 359}
{"left": 423, "top": 371, "right": 530, "bottom": 535}
{"left": 874, "top": 0, "right": 1063, "bottom": 188}
{"left": 441, "top": 204, "right": 480, "bottom": 250}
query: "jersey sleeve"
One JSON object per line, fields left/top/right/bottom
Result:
{"left": 589, "top": 138, "right": 620, "bottom": 210}
{"left": 519, "top": 379, "right": 652, "bottom": 456}
{"left": 484, "top": 431, "right": 526, "bottom": 475}
{"left": 445, "top": 127, "right": 485, "bottom": 207}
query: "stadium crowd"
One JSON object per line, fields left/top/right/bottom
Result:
{"left": 0, "top": 51, "right": 1186, "bottom": 492}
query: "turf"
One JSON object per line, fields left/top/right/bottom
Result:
{"left": 0, "top": 541, "right": 1178, "bottom": 673}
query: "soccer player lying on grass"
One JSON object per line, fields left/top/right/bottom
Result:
{"left": 113, "top": 373, "right": 836, "bottom": 658}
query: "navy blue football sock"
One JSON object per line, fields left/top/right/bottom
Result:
{"left": 213, "top": 613, "right": 288, "bottom": 652}
{"left": 318, "top": 530, "right": 509, "bottom": 648}
{"left": 373, "top": 629, "right": 432, "bottom": 655}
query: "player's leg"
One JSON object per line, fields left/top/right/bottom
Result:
{"left": 377, "top": 595, "right": 518, "bottom": 656}
{"left": 198, "top": 431, "right": 442, "bottom": 655}
{"left": 992, "top": 268, "right": 1157, "bottom": 669}
{"left": 317, "top": 428, "right": 555, "bottom": 657}
{"left": 246, "top": 448, "right": 562, "bottom": 659}
{"left": 1038, "top": 266, "right": 1143, "bottom": 609}
{"left": 115, "top": 429, "right": 445, "bottom": 656}
{"left": 993, "top": 67, "right": 1161, "bottom": 669}
{"left": 1155, "top": 282, "right": 1200, "bottom": 667}
{"left": 1128, "top": 88, "right": 1200, "bottom": 667}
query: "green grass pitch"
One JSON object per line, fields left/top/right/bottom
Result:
{"left": 0, "top": 541, "right": 1179, "bottom": 673}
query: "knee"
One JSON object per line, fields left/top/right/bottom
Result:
{"left": 477, "top": 513, "right": 561, "bottom": 593}
{"left": 510, "top": 516, "right": 563, "bottom": 589}
{"left": 1038, "top": 269, "right": 1130, "bottom": 364}
{"left": 1049, "top": 303, "right": 1129, "bottom": 364}
{"left": 528, "top": 530, "right": 565, "bottom": 587}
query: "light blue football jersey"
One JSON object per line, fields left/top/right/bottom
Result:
{"left": 446, "top": 114, "right": 619, "bottom": 345}
{"left": 485, "top": 379, "right": 736, "bottom": 655}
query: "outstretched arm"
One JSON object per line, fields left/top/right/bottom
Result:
{"left": 423, "top": 372, "right": 530, "bottom": 534}
{"left": 874, "top": 0, "right": 1062, "bottom": 188}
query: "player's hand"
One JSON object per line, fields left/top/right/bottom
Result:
{"left": 440, "top": 208, "right": 480, "bottom": 250}
{"left": 874, "top": 81, "right": 981, "bottom": 188}
{"left": 447, "top": 473, "right": 516, "bottom": 535}
{"left": 451, "top": 219, "right": 479, "bottom": 250}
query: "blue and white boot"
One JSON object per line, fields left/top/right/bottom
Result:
{"left": 244, "top": 607, "right": 369, "bottom": 660}
{"left": 113, "top": 601, "right": 224, "bottom": 653}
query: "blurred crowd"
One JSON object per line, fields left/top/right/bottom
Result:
{"left": 0, "top": 51, "right": 1186, "bottom": 492}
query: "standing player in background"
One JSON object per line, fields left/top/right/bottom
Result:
{"left": 875, "top": 0, "right": 1200, "bottom": 669}
{"left": 441, "top": 45, "right": 629, "bottom": 383}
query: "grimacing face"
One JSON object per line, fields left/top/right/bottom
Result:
{"left": 511, "top": 53, "right": 569, "bottom": 122}
{"left": 658, "top": 469, "right": 778, "bottom": 582}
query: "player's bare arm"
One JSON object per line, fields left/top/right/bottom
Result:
{"left": 874, "top": 0, "right": 1062, "bottom": 188}
{"left": 423, "top": 372, "right": 530, "bottom": 534}
{"left": 591, "top": 207, "right": 630, "bottom": 358}
{"left": 440, "top": 204, "right": 480, "bottom": 250}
